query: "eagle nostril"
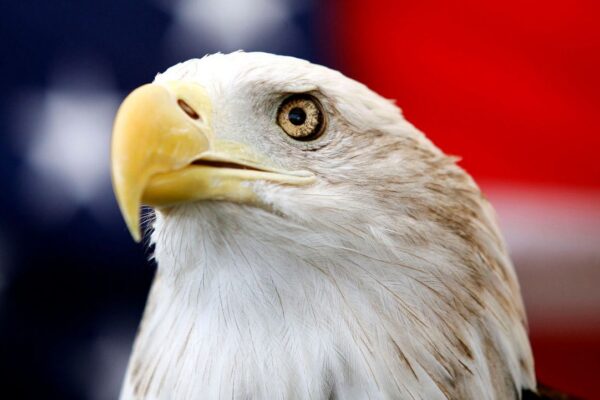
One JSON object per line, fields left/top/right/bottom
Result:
{"left": 177, "top": 99, "right": 201, "bottom": 120}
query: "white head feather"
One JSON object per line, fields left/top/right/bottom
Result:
{"left": 121, "top": 52, "right": 535, "bottom": 400}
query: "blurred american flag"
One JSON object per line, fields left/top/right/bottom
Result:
{"left": 0, "top": 0, "right": 598, "bottom": 398}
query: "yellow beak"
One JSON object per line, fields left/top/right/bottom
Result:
{"left": 111, "top": 82, "right": 314, "bottom": 242}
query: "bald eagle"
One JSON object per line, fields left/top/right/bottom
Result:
{"left": 112, "top": 52, "right": 552, "bottom": 399}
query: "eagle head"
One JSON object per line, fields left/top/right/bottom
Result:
{"left": 112, "top": 52, "right": 535, "bottom": 399}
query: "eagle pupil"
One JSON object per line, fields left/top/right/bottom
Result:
{"left": 288, "top": 107, "right": 306, "bottom": 126}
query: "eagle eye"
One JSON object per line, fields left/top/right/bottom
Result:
{"left": 277, "top": 94, "right": 325, "bottom": 141}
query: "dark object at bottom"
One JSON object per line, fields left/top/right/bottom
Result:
{"left": 523, "top": 384, "right": 584, "bottom": 400}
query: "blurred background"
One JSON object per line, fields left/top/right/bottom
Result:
{"left": 1, "top": 0, "right": 598, "bottom": 398}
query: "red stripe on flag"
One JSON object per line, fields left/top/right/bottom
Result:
{"left": 331, "top": 0, "right": 600, "bottom": 188}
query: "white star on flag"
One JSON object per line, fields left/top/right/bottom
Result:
{"left": 14, "top": 63, "right": 121, "bottom": 224}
